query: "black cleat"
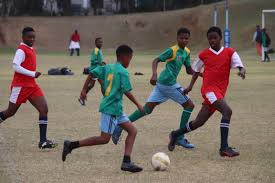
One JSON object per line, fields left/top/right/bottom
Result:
{"left": 78, "top": 98, "right": 86, "bottom": 106}
{"left": 62, "top": 140, "right": 73, "bottom": 162}
{"left": 39, "top": 140, "right": 58, "bottom": 149}
{"left": 121, "top": 162, "right": 143, "bottom": 173}
{"left": 219, "top": 147, "right": 240, "bottom": 157}
{"left": 168, "top": 132, "right": 177, "bottom": 151}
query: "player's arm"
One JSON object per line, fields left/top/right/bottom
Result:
{"left": 12, "top": 49, "right": 41, "bottom": 78}
{"left": 80, "top": 74, "right": 96, "bottom": 101}
{"left": 150, "top": 58, "right": 160, "bottom": 85}
{"left": 125, "top": 92, "right": 145, "bottom": 114}
{"left": 231, "top": 52, "right": 246, "bottom": 79}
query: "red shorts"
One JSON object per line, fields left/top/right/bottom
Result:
{"left": 202, "top": 91, "right": 224, "bottom": 113}
{"left": 9, "top": 85, "right": 44, "bottom": 105}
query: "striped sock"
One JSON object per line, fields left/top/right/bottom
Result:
{"left": 39, "top": 117, "right": 48, "bottom": 143}
{"left": 172, "top": 121, "right": 194, "bottom": 138}
{"left": 220, "top": 118, "right": 230, "bottom": 150}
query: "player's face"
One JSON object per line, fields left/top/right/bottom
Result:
{"left": 121, "top": 54, "right": 133, "bottom": 68}
{"left": 96, "top": 39, "right": 103, "bottom": 48}
{"left": 22, "top": 31, "right": 35, "bottom": 47}
{"left": 207, "top": 32, "right": 222, "bottom": 50}
{"left": 177, "top": 33, "right": 190, "bottom": 48}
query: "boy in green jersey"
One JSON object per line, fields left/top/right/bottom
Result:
{"left": 112, "top": 28, "right": 196, "bottom": 148}
{"left": 63, "top": 45, "right": 143, "bottom": 173}
{"left": 79, "top": 37, "right": 105, "bottom": 105}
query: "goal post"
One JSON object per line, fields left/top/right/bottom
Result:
{"left": 262, "top": 10, "right": 275, "bottom": 61}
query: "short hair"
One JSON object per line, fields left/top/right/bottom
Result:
{"left": 207, "top": 26, "right": 222, "bottom": 38}
{"left": 95, "top": 37, "right": 102, "bottom": 43}
{"left": 177, "top": 27, "right": 191, "bottom": 36}
{"left": 116, "top": 45, "right": 133, "bottom": 56}
{"left": 22, "top": 27, "right": 35, "bottom": 35}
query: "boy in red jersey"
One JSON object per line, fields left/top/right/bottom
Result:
{"left": 168, "top": 26, "right": 246, "bottom": 157}
{"left": 0, "top": 27, "right": 57, "bottom": 149}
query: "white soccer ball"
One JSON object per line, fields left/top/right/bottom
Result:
{"left": 151, "top": 152, "right": 170, "bottom": 171}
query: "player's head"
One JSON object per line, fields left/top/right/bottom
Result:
{"left": 177, "top": 27, "right": 190, "bottom": 48}
{"left": 95, "top": 37, "right": 103, "bottom": 48}
{"left": 116, "top": 45, "right": 133, "bottom": 68}
{"left": 75, "top": 30, "right": 78, "bottom": 34}
{"left": 22, "top": 27, "right": 35, "bottom": 47}
{"left": 207, "top": 26, "right": 222, "bottom": 50}
{"left": 256, "top": 25, "right": 260, "bottom": 30}
{"left": 262, "top": 28, "right": 266, "bottom": 32}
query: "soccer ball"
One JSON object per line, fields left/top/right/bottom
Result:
{"left": 151, "top": 152, "right": 170, "bottom": 171}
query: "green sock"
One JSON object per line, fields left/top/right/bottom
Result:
{"left": 129, "top": 105, "right": 152, "bottom": 122}
{"left": 178, "top": 108, "right": 193, "bottom": 139}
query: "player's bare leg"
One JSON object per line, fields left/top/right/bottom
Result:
{"left": 119, "top": 122, "right": 142, "bottom": 172}
{"left": 0, "top": 102, "right": 21, "bottom": 124}
{"left": 112, "top": 102, "right": 159, "bottom": 145}
{"left": 168, "top": 104, "right": 213, "bottom": 151}
{"left": 29, "top": 96, "right": 57, "bottom": 149}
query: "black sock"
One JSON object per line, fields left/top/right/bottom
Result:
{"left": 123, "top": 155, "right": 131, "bottom": 163}
{"left": 172, "top": 121, "right": 194, "bottom": 138}
{"left": 70, "top": 141, "right": 80, "bottom": 150}
{"left": 39, "top": 117, "right": 48, "bottom": 143}
{"left": 220, "top": 118, "right": 230, "bottom": 150}
{"left": 0, "top": 112, "right": 6, "bottom": 123}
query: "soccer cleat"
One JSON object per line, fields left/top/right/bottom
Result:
{"left": 112, "top": 126, "right": 123, "bottom": 145}
{"left": 62, "top": 140, "right": 73, "bottom": 162}
{"left": 168, "top": 132, "right": 177, "bottom": 151}
{"left": 39, "top": 140, "right": 58, "bottom": 149}
{"left": 121, "top": 162, "right": 143, "bottom": 173}
{"left": 219, "top": 147, "right": 240, "bottom": 157}
{"left": 78, "top": 98, "right": 86, "bottom": 106}
{"left": 176, "top": 137, "right": 195, "bottom": 149}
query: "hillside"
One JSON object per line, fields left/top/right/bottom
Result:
{"left": 0, "top": 0, "right": 274, "bottom": 52}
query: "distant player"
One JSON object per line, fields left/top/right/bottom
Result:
{"left": 62, "top": 45, "right": 144, "bottom": 173}
{"left": 112, "top": 27, "right": 196, "bottom": 148}
{"left": 69, "top": 30, "right": 80, "bottom": 56}
{"left": 78, "top": 37, "right": 105, "bottom": 105}
{"left": 168, "top": 26, "right": 246, "bottom": 157}
{"left": 0, "top": 27, "right": 57, "bottom": 149}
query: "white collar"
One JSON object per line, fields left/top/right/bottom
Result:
{"left": 20, "top": 42, "right": 33, "bottom": 49}
{"left": 209, "top": 46, "right": 224, "bottom": 55}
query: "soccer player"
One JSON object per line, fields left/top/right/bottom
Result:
{"left": 168, "top": 26, "right": 246, "bottom": 157}
{"left": 78, "top": 37, "right": 105, "bottom": 105}
{"left": 62, "top": 45, "right": 144, "bottom": 173}
{"left": 112, "top": 27, "right": 196, "bottom": 148}
{"left": 0, "top": 27, "right": 57, "bottom": 149}
{"left": 69, "top": 30, "right": 80, "bottom": 56}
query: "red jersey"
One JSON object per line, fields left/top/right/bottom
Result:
{"left": 199, "top": 47, "right": 235, "bottom": 97}
{"left": 71, "top": 33, "right": 80, "bottom": 42}
{"left": 12, "top": 44, "right": 37, "bottom": 87}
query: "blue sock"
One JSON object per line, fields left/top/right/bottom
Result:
{"left": 220, "top": 118, "right": 230, "bottom": 150}
{"left": 39, "top": 117, "right": 48, "bottom": 143}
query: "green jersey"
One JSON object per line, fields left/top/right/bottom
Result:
{"left": 157, "top": 45, "right": 191, "bottom": 86}
{"left": 91, "top": 62, "right": 132, "bottom": 116}
{"left": 89, "top": 47, "right": 103, "bottom": 72}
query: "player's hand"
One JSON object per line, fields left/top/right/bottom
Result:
{"left": 137, "top": 104, "right": 145, "bottom": 114}
{"left": 183, "top": 86, "right": 192, "bottom": 95}
{"left": 35, "top": 72, "right": 42, "bottom": 78}
{"left": 102, "top": 61, "right": 107, "bottom": 65}
{"left": 238, "top": 68, "right": 246, "bottom": 79}
{"left": 80, "top": 90, "right": 87, "bottom": 102}
{"left": 150, "top": 74, "right": 157, "bottom": 86}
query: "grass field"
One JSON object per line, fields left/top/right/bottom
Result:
{"left": 0, "top": 50, "right": 275, "bottom": 183}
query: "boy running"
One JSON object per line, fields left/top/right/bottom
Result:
{"left": 168, "top": 26, "right": 246, "bottom": 157}
{"left": 0, "top": 27, "right": 57, "bottom": 149}
{"left": 78, "top": 37, "right": 105, "bottom": 105}
{"left": 112, "top": 27, "right": 196, "bottom": 148}
{"left": 62, "top": 45, "right": 143, "bottom": 173}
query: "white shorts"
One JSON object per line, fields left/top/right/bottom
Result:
{"left": 69, "top": 41, "right": 80, "bottom": 49}
{"left": 147, "top": 83, "right": 190, "bottom": 105}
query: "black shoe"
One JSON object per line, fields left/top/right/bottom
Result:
{"left": 121, "top": 162, "right": 143, "bottom": 173}
{"left": 168, "top": 132, "right": 177, "bottom": 151}
{"left": 62, "top": 140, "right": 73, "bottom": 162}
{"left": 219, "top": 147, "right": 240, "bottom": 157}
{"left": 38, "top": 140, "right": 58, "bottom": 149}
{"left": 78, "top": 98, "right": 86, "bottom": 106}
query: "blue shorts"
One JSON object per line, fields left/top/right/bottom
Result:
{"left": 100, "top": 113, "right": 129, "bottom": 134}
{"left": 147, "top": 83, "right": 190, "bottom": 104}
